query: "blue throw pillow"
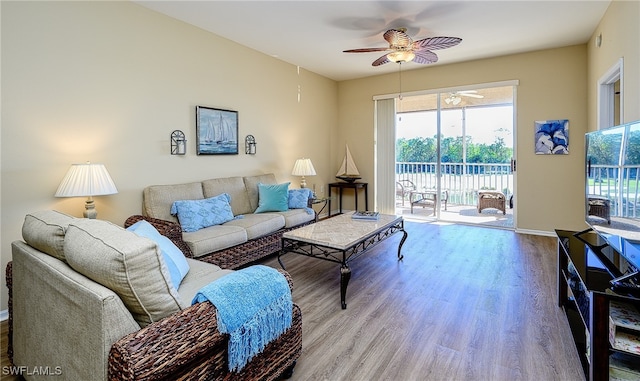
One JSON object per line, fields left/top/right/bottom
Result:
{"left": 170, "top": 193, "right": 235, "bottom": 233}
{"left": 288, "top": 188, "right": 312, "bottom": 209}
{"left": 127, "top": 220, "right": 190, "bottom": 289}
{"left": 255, "top": 182, "right": 290, "bottom": 213}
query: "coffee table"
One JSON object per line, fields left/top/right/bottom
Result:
{"left": 278, "top": 212, "right": 407, "bottom": 309}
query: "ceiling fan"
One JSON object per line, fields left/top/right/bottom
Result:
{"left": 343, "top": 28, "right": 462, "bottom": 66}
{"left": 444, "top": 90, "right": 484, "bottom": 105}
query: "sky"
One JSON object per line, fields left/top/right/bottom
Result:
{"left": 396, "top": 106, "right": 514, "bottom": 147}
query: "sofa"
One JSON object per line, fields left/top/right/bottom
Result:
{"left": 130, "top": 173, "right": 315, "bottom": 270}
{"left": 7, "top": 210, "right": 302, "bottom": 381}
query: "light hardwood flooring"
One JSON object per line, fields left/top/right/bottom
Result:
{"left": 1, "top": 221, "right": 584, "bottom": 381}
{"left": 262, "top": 221, "right": 584, "bottom": 380}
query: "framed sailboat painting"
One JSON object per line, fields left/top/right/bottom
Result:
{"left": 196, "top": 106, "right": 239, "bottom": 155}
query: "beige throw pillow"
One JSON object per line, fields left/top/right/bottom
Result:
{"left": 64, "top": 219, "right": 182, "bottom": 327}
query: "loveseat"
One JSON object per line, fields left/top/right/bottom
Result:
{"left": 7, "top": 210, "right": 302, "bottom": 381}
{"left": 129, "top": 173, "right": 315, "bottom": 270}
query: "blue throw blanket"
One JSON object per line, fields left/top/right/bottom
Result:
{"left": 192, "top": 265, "right": 293, "bottom": 372}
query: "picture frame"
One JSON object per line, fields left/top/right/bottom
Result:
{"left": 196, "top": 106, "right": 239, "bottom": 155}
{"left": 534, "top": 119, "right": 569, "bottom": 155}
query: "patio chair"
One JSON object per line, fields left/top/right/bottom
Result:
{"left": 477, "top": 191, "right": 506, "bottom": 214}
{"left": 587, "top": 195, "right": 611, "bottom": 224}
{"left": 396, "top": 180, "right": 416, "bottom": 206}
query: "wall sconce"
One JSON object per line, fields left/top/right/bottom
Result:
{"left": 171, "top": 130, "right": 186, "bottom": 155}
{"left": 245, "top": 135, "right": 256, "bottom": 155}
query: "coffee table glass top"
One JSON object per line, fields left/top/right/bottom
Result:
{"left": 282, "top": 212, "right": 402, "bottom": 250}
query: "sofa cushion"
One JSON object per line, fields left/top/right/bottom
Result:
{"left": 176, "top": 258, "right": 234, "bottom": 303}
{"left": 272, "top": 209, "right": 316, "bottom": 228}
{"left": 288, "top": 188, "right": 312, "bottom": 209}
{"left": 244, "top": 174, "right": 278, "bottom": 211}
{"left": 171, "top": 193, "right": 235, "bottom": 232}
{"left": 182, "top": 225, "right": 248, "bottom": 258}
{"left": 224, "top": 213, "right": 286, "bottom": 240}
{"left": 203, "top": 176, "right": 253, "bottom": 216}
{"left": 143, "top": 182, "right": 204, "bottom": 223}
{"left": 255, "top": 182, "right": 290, "bottom": 213}
{"left": 64, "top": 219, "right": 183, "bottom": 327}
{"left": 21, "top": 210, "right": 75, "bottom": 262}
{"left": 127, "top": 220, "right": 190, "bottom": 288}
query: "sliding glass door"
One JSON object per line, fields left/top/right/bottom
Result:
{"left": 393, "top": 85, "right": 515, "bottom": 229}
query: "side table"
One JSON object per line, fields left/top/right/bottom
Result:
{"left": 328, "top": 182, "right": 368, "bottom": 216}
{"left": 311, "top": 197, "right": 330, "bottom": 221}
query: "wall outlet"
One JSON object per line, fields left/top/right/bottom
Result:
{"left": 320, "top": 185, "right": 324, "bottom": 194}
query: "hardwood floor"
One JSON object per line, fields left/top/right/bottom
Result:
{"left": 263, "top": 221, "right": 585, "bottom": 380}
{"left": 1, "top": 221, "right": 584, "bottom": 381}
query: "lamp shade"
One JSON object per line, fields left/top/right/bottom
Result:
{"left": 55, "top": 162, "right": 118, "bottom": 197}
{"left": 291, "top": 158, "right": 316, "bottom": 177}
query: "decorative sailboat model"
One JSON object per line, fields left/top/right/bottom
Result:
{"left": 335, "top": 145, "right": 361, "bottom": 183}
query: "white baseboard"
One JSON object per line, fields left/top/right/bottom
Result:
{"left": 0, "top": 309, "right": 8, "bottom": 322}
{"left": 515, "top": 228, "right": 555, "bottom": 237}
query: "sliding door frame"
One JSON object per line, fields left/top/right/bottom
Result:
{"left": 374, "top": 80, "right": 519, "bottom": 225}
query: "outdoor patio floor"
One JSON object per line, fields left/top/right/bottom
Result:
{"left": 395, "top": 200, "right": 514, "bottom": 229}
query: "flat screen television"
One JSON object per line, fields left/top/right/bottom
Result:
{"left": 585, "top": 120, "right": 640, "bottom": 276}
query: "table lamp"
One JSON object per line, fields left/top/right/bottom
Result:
{"left": 55, "top": 162, "right": 118, "bottom": 219}
{"left": 291, "top": 158, "right": 316, "bottom": 188}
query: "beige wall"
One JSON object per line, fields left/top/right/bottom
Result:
{"left": 338, "top": 45, "right": 589, "bottom": 233}
{"left": 0, "top": 1, "right": 337, "bottom": 311}
{"left": 587, "top": 0, "right": 640, "bottom": 129}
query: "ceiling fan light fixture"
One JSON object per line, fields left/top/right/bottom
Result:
{"left": 445, "top": 95, "right": 461, "bottom": 105}
{"left": 387, "top": 50, "right": 415, "bottom": 63}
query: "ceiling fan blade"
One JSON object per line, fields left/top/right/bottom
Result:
{"left": 412, "top": 50, "right": 438, "bottom": 64}
{"left": 372, "top": 54, "right": 391, "bottom": 66}
{"left": 343, "top": 47, "right": 391, "bottom": 53}
{"left": 383, "top": 29, "right": 412, "bottom": 48}
{"left": 413, "top": 36, "right": 462, "bottom": 51}
{"left": 460, "top": 93, "right": 484, "bottom": 98}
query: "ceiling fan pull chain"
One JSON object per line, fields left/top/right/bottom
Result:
{"left": 398, "top": 62, "right": 403, "bottom": 100}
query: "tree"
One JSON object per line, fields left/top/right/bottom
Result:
{"left": 396, "top": 135, "right": 512, "bottom": 163}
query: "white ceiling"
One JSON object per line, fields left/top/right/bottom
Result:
{"left": 134, "top": 1, "right": 611, "bottom": 81}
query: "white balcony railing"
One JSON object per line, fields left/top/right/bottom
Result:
{"left": 396, "top": 162, "right": 513, "bottom": 206}
{"left": 588, "top": 164, "right": 640, "bottom": 218}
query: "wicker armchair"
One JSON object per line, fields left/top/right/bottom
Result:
{"left": 477, "top": 191, "right": 507, "bottom": 214}
{"left": 587, "top": 195, "right": 611, "bottom": 224}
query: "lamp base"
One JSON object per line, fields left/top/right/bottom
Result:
{"left": 300, "top": 177, "right": 307, "bottom": 188}
{"left": 84, "top": 197, "right": 97, "bottom": 219}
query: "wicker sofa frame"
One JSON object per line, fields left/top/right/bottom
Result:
{"left": 5, "top": 260, "right": 302, "bottom": 380}
{"left": 124, "top": 215, "right": 313, "bottom": 270}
